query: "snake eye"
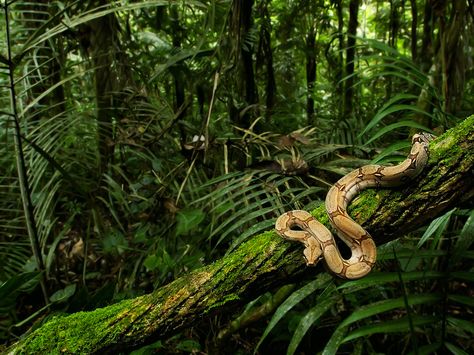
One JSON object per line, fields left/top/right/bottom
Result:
{"left": 413, "top": 132, "right": 436, "bottom": 144}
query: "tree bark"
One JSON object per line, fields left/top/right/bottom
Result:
{"left": 306, "top": 24, "right": 317, "bottom": 126}
{"left": 256, "top": 0, "right": 276, "bottom": 119}
{"left": 419, "top": 0, "right": 434, "bottom": 71}
{"left": 415, "top": 1, "right": 466, "bottom": 126}
{"left": 327, "top": 0, "right": 344, "bottom": 118}
{"left": 344, "top": 0, "right": 359, "bottom": 119}
{"left": 227, "top": 0, "right": 258, "bottom": 129}
{"left": 87, "top": 0, "right": 134, "bottom": 172}
{"left": 170, "top": 6, "right": 186, "bottom": 116}
{"left": 9, "top": 116, "right": 474, "bottom": 354}
{"left": 410, "top": 0, "right": 418, "bottom": 61}
{"left": 438, "top": 0, "right": 467, "bottom": 114}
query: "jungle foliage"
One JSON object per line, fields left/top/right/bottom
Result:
{"left": 0, "top": 0, "right": 473, "bottom": 354}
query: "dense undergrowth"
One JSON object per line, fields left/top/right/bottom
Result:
{"left": 0, "top": 1, "right": 473, "bottom": 354}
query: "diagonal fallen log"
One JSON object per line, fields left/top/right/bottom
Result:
{"left": 9, "top": 116, "right": 474, "bottom": 354}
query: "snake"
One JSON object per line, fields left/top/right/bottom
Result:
{"left": 275, "top": 133, "right": 434, "bottom": 279}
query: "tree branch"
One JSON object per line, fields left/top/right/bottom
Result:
{"left": 9, "top": 116, "right": 474, "bottom": 354}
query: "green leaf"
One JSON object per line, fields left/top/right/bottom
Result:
{"left": 452, "top": 209, "right": 474, "bottom": 264}
{"left": 194, "top": 171, "right": 244, "bottom": 190}
{"left": 0, "top": 272, "right": 41, "bottom": 311}
{"left": 130, "top": 340, "right": 164, "bottom": 355}
{"left": 143, "top": 255, "right": 161, "bottom": 272}
{"left": 448, "top": 294, "right": 474, "bottom": 307}
{"left": 359, "top": 94, "right": 420, "bottom": 137}
{"left": 22, "top": 1, "right": 206, "bottom": 54}
{"left": 377, "top": 248, "right": 447, "bottom": 260}
{"left": 150, "top": 48, "right": 215, "bottom": 81}
{"left": 193, "top": 173, "right": 249, "bottom": 204}
{"left": 337, "top": 271, "right": 446, "bottom": 291}
{"left": 175, "top": 339, "right": 201, "bottom": 352}
{"left": 343, "top": 315, "right": 438, "bottom": 342}
{"left": 418, "top": 209, "right": 455, "bottom": 248}
{"left": 256, "top": 274, "right": 332, "bottom": 351}
{"left": 322, "top": 326, "right": 349, "bottom": 355}
{"left": 214, "top": 206, "right": 275, "bottom": 246}
{"left": 364, "top": 120, "right": 433, "bottom": 146}
{"left": 341, "top": 294, "right": 441, "bottom": 327}
{"left": 176, "top": 208, "right": 205, "bottom": 236}
{"left": 444, "top": 342, "right": 470, "bottom": 355}
{"left": 447, "top": 316, "right": 474, "bottom": 335}
{"left": 50, "top": 284, "right": 77, "bottom": 303}
{"left": 102, "top": 231, "right": 129, "bottom": 255}
{"left": 370, "top": 141, "right": 412, "bottom": 164}
{"left": 287, "top": 295, "right": 340, "bottom": 355}
{"left": 213, "top": 201, "right": 234, "bottom": 215}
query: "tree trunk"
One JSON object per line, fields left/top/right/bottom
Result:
{"left": 87, "top": 0, "right": 134, "bottom": 172}
{"left": 256, "top": 0, "right": 276, "bottom": 119}
{"left": 419, "top": 0, "right": 434, "bottom": 71}
{"left": 387, "top": 0, "right": 404, "bottom": 98}
{"left": 326, "top": 0, "right": 344, "bottom": 118}
{"left": 438, "top": 0, "right": 467, "bottom": 114}
{"left": 410, "top": 0, "right": 418, "bottom": 61}
{"left": 415, "top": 0, "right": 466, "bottom": 126}
{"left": 306, "top": 24, "right": 317, "bottom": 126}
{"left": 227, "top": 0, "right": 258, "bottom": 128}
{"left": 388, "top": 0, "right": 399, "bottom": 48}
{"left": 9, "top": 116, "right": 474, "bottom": 354}
{"left": 170, "top": 6, "right": 186, "bottom": 115}
{"left": 344, "top": 0, "right": 359, "bottom": 119}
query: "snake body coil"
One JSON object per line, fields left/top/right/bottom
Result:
{"left": 275, "top": 133, "right": 433, "bottom": 279}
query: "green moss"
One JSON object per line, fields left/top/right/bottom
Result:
{"left": 205, "top": 293, "right": 241, "bottom": 313}
{"left": 421, "top": 115, "right": 474, "bottom": 194}
{"left": 309, "top": 185, "right": 383, "bottom": 228}
{"left": 198, "top": 230, "right": 292, "bottom": 315}
{"left": 224, "top": 230, "right": 283, "bottom": 267}
{"left": 348, "top": 189, "right": 384, "bottom": 223}
{"left": 430, "top": 115, "right": 474, "bottom": 162}
{"left": 310, "top": 205, "right": 330, "bottom": 226}
{"left": 13, "top": 298, "right": 138, "bottom": 354}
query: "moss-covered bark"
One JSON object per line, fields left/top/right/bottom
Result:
{"left": 359, "top": 116, "right": 474, "bottom": 242}
{"left": 9, "top": 116, "right": 474, "bottom": 354}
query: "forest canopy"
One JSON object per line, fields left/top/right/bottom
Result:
{"left": 1, "top": 0, "right": 473, "bottom": 354}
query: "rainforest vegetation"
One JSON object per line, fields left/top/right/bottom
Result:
{"left": 1, "top": 0, "right": 473, "bottom": 354}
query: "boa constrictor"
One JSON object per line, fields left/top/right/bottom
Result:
{"left": 275, "top": 133, "right": 433, "bottom": 279}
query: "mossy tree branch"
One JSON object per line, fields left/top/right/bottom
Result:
{"left": 9, "top": 116, "right": 474, "bottom": 354}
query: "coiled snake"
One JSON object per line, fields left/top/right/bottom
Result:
{"left": 275, "top": 133, "right": 434, "bottom": 279}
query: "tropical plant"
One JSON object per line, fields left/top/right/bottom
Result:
{"left": 0, "top": 0, "right": 473, "bottom": 353}
{"left": 256, "top": 208, "right": 474, "bottom": 354}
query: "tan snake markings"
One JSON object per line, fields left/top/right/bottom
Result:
{"left": 275, "top": 133, "right": 434, "bottom": 279}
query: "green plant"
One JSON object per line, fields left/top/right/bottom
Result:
{"left": 256, "top": 209, "right": 473, "bottom": 354}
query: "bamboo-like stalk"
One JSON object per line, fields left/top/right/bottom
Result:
{"left": 4, "top": 3, "right": 49, "bottom": 305}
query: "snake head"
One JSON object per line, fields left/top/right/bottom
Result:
{"left": 413, "top": 132, "right": 436, "bottom": 144}
{"left": 303, "top": 237, "right": 323, "bottom": 266}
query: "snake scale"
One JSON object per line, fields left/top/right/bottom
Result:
{"left": 275, "top": 133, "right": 433, "bottom": 279}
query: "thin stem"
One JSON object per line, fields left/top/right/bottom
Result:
{"left": 4, "top": 3, "right": 49, "bottom": 305}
